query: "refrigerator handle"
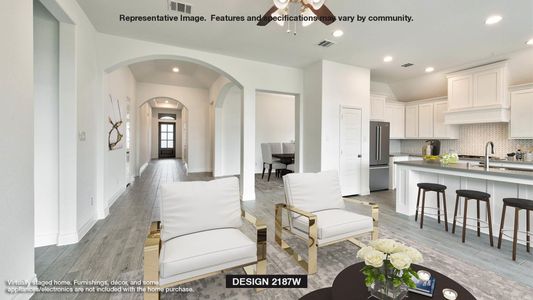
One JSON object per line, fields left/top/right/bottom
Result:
{"left": 378, "top": 126, "right": 382, "bottom": 161}
{"left": 375, "top": 126, "right": 379, "bottom": 160}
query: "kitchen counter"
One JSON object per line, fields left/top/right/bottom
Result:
{"left": 395, "top": 160, "right": 533, "bottom": 246}
{"left": 390, "top": 152, "right": 533, "bottom": 165}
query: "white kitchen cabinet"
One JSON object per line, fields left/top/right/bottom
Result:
{"left": 370, "top": 95, "right": 386, "bottom": 121}
{"left": 445, "top": 61, "right": 509, "bottom": 124}
{"left": 448, "top": 75, "right": 472, "bottom": 111}
{"left": 418, "top": 103, "right": 434, "bottom": 138}
{"left": 385, "top": 103, "right": 405, "bottom": 139}
{"left": 510, "top": 88, "right": 533, "bottom": 139}
{"left": 389, "top": 155, "right": 410, "bottom": 189}
{"left": 433, "top": 102, "right": 459, "bottom": 139}
{"left": 405, "top": 105, "right": 419, "bottom": 138}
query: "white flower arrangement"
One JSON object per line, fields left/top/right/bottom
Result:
{"left": 357, "top": 239, "right": 423, "bottom": 288}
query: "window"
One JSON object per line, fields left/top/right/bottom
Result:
{"left": 159, "top": 113, "right": 176, "bottom": 121}
{"left": 160, "top": 123, "right": 175, "bottom": 149}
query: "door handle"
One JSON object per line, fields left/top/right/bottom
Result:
{"left": 358, "top": 154, "right": 362, "bottom": 158}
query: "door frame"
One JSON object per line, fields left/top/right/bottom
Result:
{"left": 158, "top": 122, "right": 176, "bottom": 159}
{"left": 339, "top": 105, "right": 363, "bottom": 196}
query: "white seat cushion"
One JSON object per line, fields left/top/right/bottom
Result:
{"left": 159, "top": 228, "right": 257, "bottom": 285}
{"left": 292, "top": 209, "right": 373, "bottom": 243}
{"left": 283, "top": 171, "right": 345, "bottom": 213}
{"left": 160, "top": 177, "right": 242, "bottom": 242}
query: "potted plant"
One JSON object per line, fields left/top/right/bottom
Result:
{"left": 357, "top": 239, "right": 423, "bottom": 300}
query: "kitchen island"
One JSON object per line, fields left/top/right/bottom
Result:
{"left": 395, "top": 160, "right": 533, "bottom": 244}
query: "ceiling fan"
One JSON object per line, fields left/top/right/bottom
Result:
{"left": 257, "top": 0, "right": 336, "bottom": 27}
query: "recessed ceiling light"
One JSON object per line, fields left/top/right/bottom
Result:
{"left": 485, "top": 15, "right": 502, "bottom": 25}
{"left": 165, "top": 100, "right": 169, "bottom": 104}
{"left": 527, "top": 39, "right": 533, "bottom": 46}
{"left": 383, "top": 56, "right": 393, "bottom": 63}
{"left": 172, "top": 67, "right": 179, "bottom": 72}
{"left": 332, "top": 30, "right": 344, "bottom": 38}
{"left": 425, "top": 67, "right": 435, "bottom": 73}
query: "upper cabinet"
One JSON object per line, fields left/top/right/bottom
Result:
{"left": 418, "top": 103, "right": 434, "bottom": 138}
{"left": 403, "top": 99, "right": 459, "bottom": 140}
{"left": 510, "top": 87, "right": 533, "bottom": 139}
{"left": 370, "top": 95, "right": 387, "bottom": 121}
{"left": 404, "top": 104, "right": 419, "bottom": 138}
{"left": 445, "top": 61, "right": 510, "bottom": 124}
{"left": 433, "top": 101, "right": 459, "bottom": 139}
{"left": 385, "top": 103, "right": 405, "bottom": 139}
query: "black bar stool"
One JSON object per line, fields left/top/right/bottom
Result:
{"left": 415, "top": 183, "right": 448, "bottom": 231}
{"left": 452, "top": 190, "right": 494, "bottom": 246}
{"left": 497, "top": 198, "right": 533, "bottom": 261}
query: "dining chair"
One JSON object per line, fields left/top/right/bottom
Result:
{"left": 282, "top": 142, "right": 295, "bottom": 154}
{"left": 261, "top": 143, "right": 286, "bottom": 181}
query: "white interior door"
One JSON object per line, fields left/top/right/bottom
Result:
{"left": 340, "top": 107, "right": 362, "bottom": 196}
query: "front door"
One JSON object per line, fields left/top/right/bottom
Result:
{"left": 339, "top": 107, "right": 362, "bottom": 196}
{"left": 159, "top": 122, "right": 175, "bottom": 159}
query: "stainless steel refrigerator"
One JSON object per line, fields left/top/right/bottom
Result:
{"left": 370, "top": 121, "right": 390, "bottom": 191}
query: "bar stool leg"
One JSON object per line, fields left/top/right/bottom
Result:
{"left": 527, "top": 209, "right": 531, "bottom": 253}
{"left": 476, "top": 199, "right": 481, "bottom": 237}
{"left": 462, "top": 198, "right": 468, "bottom": 243}
{"left": 415, "top": 188, "right": 421, "bottom": 222}
{"left": 437, "top": 192, "right": 441, "bottom": 224}
{"left": 486, "top": 199, "right": 494, "bottom": 247}
{"left": 452, "top": 195, "right": 460, "bottom": 234}
{"left": 497, "top": 204, "right": 507, "bottom": 249}
{"left": 513, "top": 207, "right": 520, "bottom": 261}
{"left": 442, "top": 191, "right": 449, "bottom": 232}
{"left": 420, "top": 190, "right": 426, "bottom": 229}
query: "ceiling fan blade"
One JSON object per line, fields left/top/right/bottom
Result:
{"left": 306, "top": 4, "right": 336, "bottom": 25}
{"left": 257, "top": 5, "right": 278, "bottom": 26}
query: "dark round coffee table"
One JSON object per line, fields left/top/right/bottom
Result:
{"left": 300, "top": 262, "right": 476, "bottom": 299}
{"left": 331, "top": 262, "right": 476, "bottom": 300}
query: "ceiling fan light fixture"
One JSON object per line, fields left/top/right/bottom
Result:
{"left": 310, "top": 0, "right": 325, "bottom": 10}
{"left": 273, "top": 0, "right": 289, "bottom": 9}
{"left": 301, "top": 7, "right": 316, "bottom": 27}
{"left": 271, "top": 9, "right": 286, "bottom": 27}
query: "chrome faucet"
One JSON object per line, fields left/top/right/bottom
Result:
{"left": 484, "top": 141, "right": 494, "bottom": 171}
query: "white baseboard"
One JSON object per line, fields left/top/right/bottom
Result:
{"left": 139, "top": 162, "right": 148, "bottom": 175}
{"left": 57, "top": 231, "right": 78, "bottom": 246}
{"left": 77, "top": 217, "right": 97, "bottom": 242}
{"left": 107, "top": 186, "right": 126, "bottom": 208}
{"left": 34, "top": 232, "right": 58, "bottom": 247}
{"left": 12, "top": 273, "right": 37, "bottom": 300}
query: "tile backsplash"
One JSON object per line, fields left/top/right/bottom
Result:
{"left": 400, "top": 123, "right": 533, "bottom": 158}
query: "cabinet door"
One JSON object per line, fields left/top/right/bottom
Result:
{"left": 433, "top": 101, "right": 458, "bottom": 139}
{"left": 385, "top": 104, "right": 405, "bottom": 139}
{"left": 510, "top": 89, "right": 533, "bottom": 139}
{"left": 448, "top": 75, "right": 472, "bottom": 110}
{"left": 370, "top": 95, "right": 386, "bottom": 121}
{"left": 418, "top": 103, "right": 434, "bottom": 138}
{"left": 473, "top": 68, "right": 501, "bottom": 108}
{"left": 405, "top": 105, "right": 419, "bottom": 138}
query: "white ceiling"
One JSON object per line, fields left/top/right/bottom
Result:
{"left": 78, "top": 0, "right": 533, "bottom": 83}
{"left": 149, "top": 97, "right": 183, "bottom": 110}
{"left": 128, "top": 59, "right": 220, "bottom": 89}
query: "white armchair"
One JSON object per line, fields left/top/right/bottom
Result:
{"left": 275, "top": 171, "right": 378, "bottom": 274}
{"left": 144, "top": 177, "right": 267, "bottom": 299}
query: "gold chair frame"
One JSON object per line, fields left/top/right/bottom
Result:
{"left": 275, "top": 198, "right": 379, "bottom": 274}
{"left": 143, "top": 209, "right": 267, "bottom": 300}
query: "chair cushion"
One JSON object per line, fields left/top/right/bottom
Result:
{"left": 160, "top": 177, "right": 242, "bottom": 242}
{"left": 503, "top": 198, "right": 533, "bottom": 210}
{"left": 283, "top": 171, "right": 345, "bottom": 213}
{"left": 292, "top": 209, "right": 373, "bottom": 241}
{"left": 160, "top": 228, "right": 256, "bottom": 284}
{"left": 417, "top": 183, "right": 447, "bottom": 192}
{"left": 286, "top": 164, "right": 295, "bottom": 172}
{"left": 456, "top": 189, "right": 490, "bottom": 200}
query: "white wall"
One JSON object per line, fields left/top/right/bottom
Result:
{"left": 138, "top": 103, "right": 152, "bottom": 172}
{"left": 255, "top": 92, "right": 296, "bottom": 173}
{"left": 151, "top": 108, "right": 182, "bottom": 159}
{"left": 34, "top": 0, "right": 60, "bottom": 247}
{"left": 220, "top": 86, "right": 242, "bottom": 175}
{"left": 136, "top": 82, "right": 211, "bottom": 172}
{"left": 302, "top": 62, "right": 323, "bottom": 172}
{"left": 103, "top": 67, "right": 136, "bottom": 208}
{"left": 322, "top": 61, "right": 371, "bottom": 195}
{"left": 0, "top": 0, "right": 35, "bottom": 296}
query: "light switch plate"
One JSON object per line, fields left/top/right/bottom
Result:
{"left": 79, "top": 131, "right": 86, "bottom": 141}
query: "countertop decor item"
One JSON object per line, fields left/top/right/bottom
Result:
{"left": 357, "top": 239, "right": 423, "bottom": 300}
{"left": 442, "top": 288, "right": 458, "bottom": 300}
